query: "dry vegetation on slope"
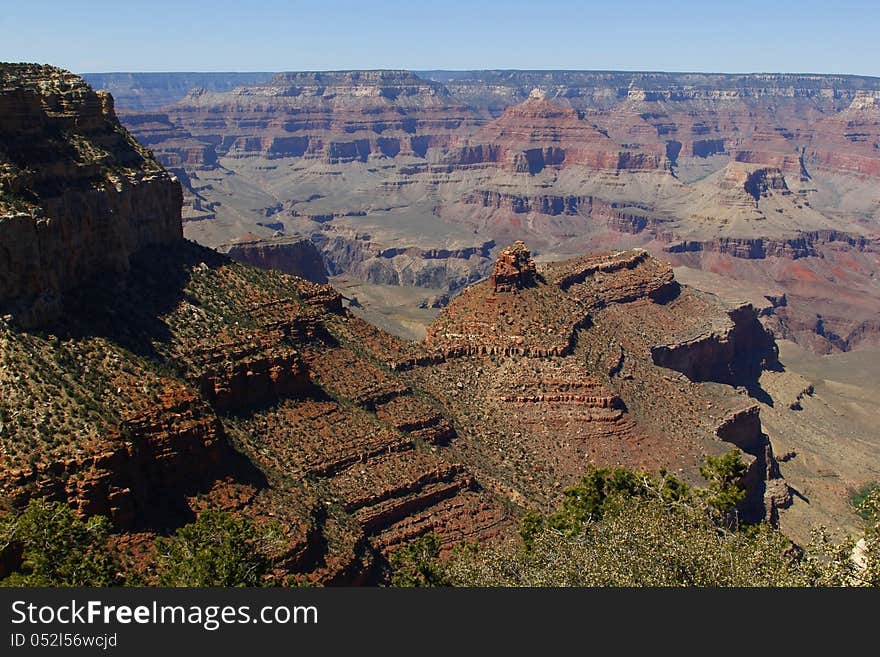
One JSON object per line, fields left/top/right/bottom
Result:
{"left": 2, "top": 66, "right": 878, "bottom": 585}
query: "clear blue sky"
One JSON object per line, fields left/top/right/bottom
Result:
{"left": 2, "top": 0, "right": 879, "bottom": 76}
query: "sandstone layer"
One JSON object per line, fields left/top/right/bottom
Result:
{"left": 2, "top": 67, "right": 874, "bottom": 585}
{"left": 102, "top": 69, "right": 880, "bottom": 354}
{"left": 0, "top": 65, "right": 182, "bottom": 326}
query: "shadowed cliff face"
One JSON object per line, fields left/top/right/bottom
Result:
{"left": 0, "top": 64, "right": 183, "bottom": 326}
{"left": 0, "top": 67, "right": 860, "bottom": 582}
{"left": 218, "top": 234, "right": 329, "bottom": 283}
{"left": 651, "top": 304, "right": 779, "bottom": 386}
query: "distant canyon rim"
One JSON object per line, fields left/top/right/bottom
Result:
{"left": 81, "top": 69, "right": 880, "bottom": 541}
{"left": 86, "top": 69, "right": 880, "bottom": 356}
{"left": 0, "top": 66, "right": 877, "bottom": 583}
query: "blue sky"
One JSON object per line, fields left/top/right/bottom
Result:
{"left": 2, "top": 0, "right": 878, "bottom": 76}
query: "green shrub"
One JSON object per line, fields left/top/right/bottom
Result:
{"left": 388, "top": 533, "right": 449, "bottom": 587}
{"left": 387, "top": 450, "right": 880, "bottom": 588}
{"left": 699, "top": 448, "right": 748, "bottom": 513}
{"left": 851, "top": 482, "right": 880, "bottom": 520}
{"left": 155, "top": 511, "right": 269, "bottom": 587}
{"left": 448, "top": 495, "right": 818, "bottom": 587}
{"left": 0, "top": 499, "right": 117, "bottom": 587}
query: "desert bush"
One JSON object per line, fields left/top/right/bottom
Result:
{"left": 390, "top": 450, "right": 880, "bottom": 588}
{"left": 155, "top": 511, "right": 269, "bottom": 587}
{"left": 0, "top": 499, "right": 117, "bottom": 586}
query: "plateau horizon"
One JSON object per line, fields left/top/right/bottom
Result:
{"left": 4, "top": 0, "right": 878, "bottom": 76}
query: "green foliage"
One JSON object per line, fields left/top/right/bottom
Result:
{"left": 390, "top": 450, "right": 880, "bottom": 587}
{"left": 388, "top": 533, "right": 449, "bottom": 587}
{"left": 0, "top": 499, "right": 117, "bottom": 587}
{"left": 858, "top": 488, "right": 880, "bottom": 526}
{"left": 155, "top": 511, "right": 269, "bottom": 587}
{"left": 698, "top": 449, "right": 748, "bottom": 513}
{"left": 541, "top": 466, "right": 690, "bottom": 538}
{"left": 806, "top": 490, "right": 879, "bottom": 588}
{"left": 851, "top": 482, "right": 880, "bottom": 521}
{"left": 519, "top": 510, "right": 546, "bottom": 549}
{"left": 858, "top": 490, "right": 880, "bottom": 586}
{"left": 449, "top": 496, "right": 818, "bottom": 587}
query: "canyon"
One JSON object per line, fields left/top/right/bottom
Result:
{"left": 87, "top": 69, "right": 880, "bottom": 357}
{"left": 6, "top": 66, "right": 871, "bottom": 583}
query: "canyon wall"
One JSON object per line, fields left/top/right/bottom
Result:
{"left": 101, "top": 69, "right": 880, "bottom": 353}
{"left": 81, "top": 72, "right": 275, "bottom": 110}
{"left": 219, "top": 234, "right": 329, "bottom": 283}
{"left": 0, "top": 64, "right": 183, "bottom": 326}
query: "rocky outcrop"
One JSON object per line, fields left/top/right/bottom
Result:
{"left": 0, "top": 64, "right": 183, "bottom": 326}
{"left": 714, "top": 405, "right": 765, "bottom": 455}
{"left": 742, "top": 167, "right": 791, "bottom": 202}
{"left": 438, "top": 144, "right": 502, "bottom": 168}
{"left": 663, "top": 230, "right": 874, "bottom": 259}
{"left": 192, "top": 341, "right": 311, "bottom": 412}
{"left": 464, "top": 190, "right": 592, "bottom": 216}
{"left": 1, "top": 387, "right": 248, "bottom": 530}
{"left": 712, "top": 406, "right": 785, "bottom": 523}
{"left": 550, "top": 249, "right": 679, "bottom": 305}
{"left": 219, "top": 234, "right": 328, "bottom": 283}
{"left": 314, "top": 229, "right": 494, "bottom": 290}
{"left": 490, "top": 240, "right": 537, "bottom": 292}
{"left": 427, "top": 247, "right": 677, "bottom": 361}
{"left": 651, "top": 303, "right": 778, "bottom": 384}
{"left": 402, "top": 241, "right": 791, "bottom": 524}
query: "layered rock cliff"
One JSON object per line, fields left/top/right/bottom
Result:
{"left": 164, "top": 70, "right": 478, "bottom": 162}
{"left": 2, "top": 67, "right": 869, "bottom": 583}
{"left": 218, "top": 234, "right": 328, "bottom": 283}
{"left": 464, "top": 92, "right": 667, "bottom": 174}
{"left": 105, "top": 69, "right": 880, "bottom": 354}
{"left": 0, "top": 64, "right": 183, "bottom": 326}
{"left": 404, "top": 244, "right": 787, "bottom": 522}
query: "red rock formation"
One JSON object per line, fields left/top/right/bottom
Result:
{"left": 0, "top": 65, "right": 183, "bottom": 326}
{"left": 2, "top": 385, "right": 240, "bottom": 530}
{"left": 461, "top": 92, "right": 666, "bottom": 173}
{"left": 549, "top": 249, "right": 677, "bottom": 303}
{"left": 164, "top": 71, "right": 480, "bottom": 162}
{"left": 489, "top": 240, "right": 537, "bottom": 292}
{"left": 191, "top": 340, "right": 311, "bottom": 412}
{"left": 410, "top": 243, "right": 785, "bottom": 522}
{"left": 803, "top": 91, "right": 880, "bottom": 178}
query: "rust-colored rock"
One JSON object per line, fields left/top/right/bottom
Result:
{"left": 489, "top": 240, "right": 538, "bottom": 293}
{"left": 0, "top": 65, "right": 183, "bottom": 327}
{"left": 0, "top": 67, "right": 847, "bottom": 584}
